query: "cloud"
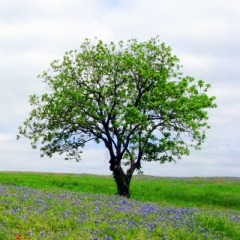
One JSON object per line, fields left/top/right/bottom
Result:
{"left": 0, "top": 134, "right": 109, "bottom": 174}
{"left": 0, "top": 0, "right": 239, "bottom": 177}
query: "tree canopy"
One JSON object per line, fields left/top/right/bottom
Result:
{"left": 18, "top": 37, "right": 217, "bottom": 197}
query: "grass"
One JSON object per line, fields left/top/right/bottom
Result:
{"left": 0, "top": 172, "right": 239, "bottom": 210}
{"left": 0, "top": 172, "right": 239, "bottom": 239}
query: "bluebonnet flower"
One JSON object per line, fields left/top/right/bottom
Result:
{"left": 14, "top": 204, "right": 19, "bottom": 212}
{"left": 24, "top": 194, "right": 29, "bottom": 200}
{"left": 0, "top": 184, "right": 238, "bottom": 239}
{"left": 72, "top": 200, "right": 82, "bottom": 204}
{"left": 34, "top": 200, "right": 46, "bottom": 205}
{"left": 131, "top": 220, "right": 137, "bottom": 226}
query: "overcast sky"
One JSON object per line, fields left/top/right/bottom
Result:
{"left": 0, "top": 0, "right": 239, "bottom": 177}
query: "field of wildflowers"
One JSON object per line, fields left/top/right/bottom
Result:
{"left": 0, "top": 180, "right": 239, "bottom": 239}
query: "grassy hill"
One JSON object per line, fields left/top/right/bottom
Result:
{"left": 0, "top": 172, "right": 239, "bottom": 239}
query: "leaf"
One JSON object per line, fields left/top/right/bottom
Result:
{"left": 17, "top": 36, "right": 216, "bottom": 174}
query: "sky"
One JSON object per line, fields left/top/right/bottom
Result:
{"left": 0, "top": 0, "right": 239, "bottom": 177}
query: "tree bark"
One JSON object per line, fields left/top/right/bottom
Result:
{"left": 112, "top": 166, "right": 132, "bottom": 198}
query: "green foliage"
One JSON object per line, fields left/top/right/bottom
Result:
{"left": 17, "top": 37, "right": 216, "bottom": 171}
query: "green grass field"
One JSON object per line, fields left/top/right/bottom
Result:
{"left": 0, "top": 172, "right": 239, "bottom": 239}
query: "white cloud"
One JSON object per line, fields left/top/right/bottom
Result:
{"left": 0, "top": 0, "right": 240, "bottom": 177}
{"left": 180, "top": 54, "right": 217, "bottom": 73}
{"left": 0, "top": 134, "right": 15, "bottom": 142}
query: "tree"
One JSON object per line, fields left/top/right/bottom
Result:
{"left": 17, "top": 37, "right": 217, "bottom": 198}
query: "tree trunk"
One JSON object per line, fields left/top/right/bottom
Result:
{"left": 112, "top": 166, "right": 132, "bottom": 198}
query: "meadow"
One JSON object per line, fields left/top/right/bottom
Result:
{"left": 0, "top": 172, "right": 239, "bottom": 239}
